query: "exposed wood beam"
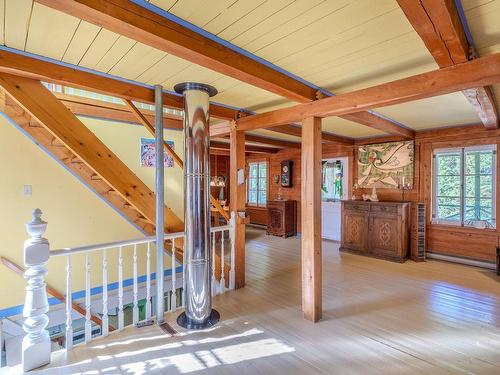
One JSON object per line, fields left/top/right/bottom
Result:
{"left": 0, "top": 49, "right": 238, "bottom": 120}
{"left": 0, "top": 72, "right": 183, "bottom": 231}
{"left": 37, "top": 0, "right": 412, "bottom": 137}
{"left": 230, "top": 129, "right": 246, "bottom": 289}
{"left": 235, "top": 53, "right": 500, "bottom": 131}
{"left": 54, "top": 92, "right": 183, "bottom": 129}
{"left": 210, "top": 141, "right": 278, "bottom": 154}
{"left": 37, "top": 0, "right": 317, "bottom": 103}
{"left": 397, "top": 0, "right": 499, "bottom": 129}
{"left": 243, "top": 133, "right": 300, "bottom": 149}
{"left": 301, "top": 116, "right": 322, "bottom": 322}
{"left": 273, "top": 124, "right": 356, "bottom": 144}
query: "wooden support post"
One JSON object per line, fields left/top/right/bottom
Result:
{"left": 230, "top": 129, "right": 246, "bottom": 289}
{"left": 301, "top": 116, "right": 322, "bottom": 322}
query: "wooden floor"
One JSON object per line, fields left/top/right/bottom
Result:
{"left": 10, "top": 227, "right": 500, "bottom": 374}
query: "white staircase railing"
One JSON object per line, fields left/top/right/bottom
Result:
{"left": 12, "top": 209, "right": 235, "bottom": 372}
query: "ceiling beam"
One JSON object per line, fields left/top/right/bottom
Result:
{"left": 37, "top": 0, "right": 412, "bottom": 137}
{"left": 235, "top": 53, "right": 500, "bottom": 131}
{"left": 0, "top": 49, "right": 238, "bottom": 120}
{"left": 210, "top": 141, "right": 278, "bottom": 154}
{"left": 397, "top": 0, "right": 499, "bottom": 129}
{"left": 54, "top": 92, "right": 183, "bottom": 129}
{"left": 243, "top": 134, "right": 301, "bottom": 149}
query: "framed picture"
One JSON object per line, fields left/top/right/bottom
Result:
{"left": 357, "top": 140, "right": 414, "bottom": 188}
{"left": 140, "top": 138, "right": 174, "bottom": 168}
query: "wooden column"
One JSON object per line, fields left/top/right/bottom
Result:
{"left": 301, "top": 116, "right": 322, "bottom": 322}
{"left": 230, "top": 129, "right": 246, "bottom": 289}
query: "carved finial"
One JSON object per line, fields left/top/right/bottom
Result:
{"left": 26, "top": 208, "right": 47, "bottom": 240}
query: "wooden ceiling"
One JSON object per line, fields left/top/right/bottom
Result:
{"left": 1, "top": 0, "right": 499, "bottom": 140}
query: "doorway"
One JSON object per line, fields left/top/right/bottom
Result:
{"left": 321, "top": 157, "right": 348, "bottom": 241}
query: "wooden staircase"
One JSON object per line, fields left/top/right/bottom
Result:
{"left": 0, "top": 75, "right": 230, "bottom": 283}
{"left": 0, "top": 80, "right": 183, "bottom": 237}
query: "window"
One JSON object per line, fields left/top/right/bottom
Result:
{"left": 247, "top": 161, "right": 267, "bottom": 207}
{"left": 433, "top": 145, "right": 496, "bottom": 228}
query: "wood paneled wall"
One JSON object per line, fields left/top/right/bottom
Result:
{"left": 243, "top": 125, "right": 500, "bottom": 261}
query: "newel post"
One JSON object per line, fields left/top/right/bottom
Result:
{"left": 22, "top": 209, "right": 51, "bottom": 372}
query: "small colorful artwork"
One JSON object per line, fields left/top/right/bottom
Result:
{"left": 140, "top": 138, "right": 174, "bottom": 168}
{"left": 357, "top": 141, "right": 414, "bottom": 188}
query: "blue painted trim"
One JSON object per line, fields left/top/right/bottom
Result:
{"left": 454, "top": 0, "right": 477, "bottom": 58}
{"left": 0, "top": 266, "right": 183, "bottom": 318}
{"left": 0, "top": 112, "right": 147, "bottom": 235}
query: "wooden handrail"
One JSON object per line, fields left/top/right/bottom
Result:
{"left": 1, "top": 256, "right": 115, "bottom": 332}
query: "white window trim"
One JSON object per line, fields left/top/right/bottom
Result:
{"left": 432, "top": 144, "right": 496, "bottom": 228}
{"left": 247, "top": 161, "right": 267, "bottom": 208}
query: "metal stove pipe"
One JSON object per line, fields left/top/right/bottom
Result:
{"left": 175, "top": 82, "right": 220, "bottom": 329}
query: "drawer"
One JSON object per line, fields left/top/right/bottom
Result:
{"left": 343, "top": 202, "right": 369, "bottom": 211}
{"left": 370, "top": 205, "right": 398, "bottom": 214}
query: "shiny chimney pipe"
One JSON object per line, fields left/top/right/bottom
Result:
{"left": 174, "top": 82, "right": 220, "bottom": 329}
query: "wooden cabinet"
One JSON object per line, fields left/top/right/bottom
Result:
{"left": 266, "top": 200, "right": 297, "bottom": 238}
{"left": 341, "top": 201, "right": 410, "bottom": 262}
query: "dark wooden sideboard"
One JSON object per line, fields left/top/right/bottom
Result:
{"left": 340, "top": 200, "right": 410, "bottom": 262}
{"left": 266, "top": 200, "right": 297, "bottom": 238}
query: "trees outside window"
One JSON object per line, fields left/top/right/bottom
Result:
{"left": 433, "top": 145, "right": 496, "bottom": 228}
{"left": 247, "top": 161, "right": 267, "bottom": 207}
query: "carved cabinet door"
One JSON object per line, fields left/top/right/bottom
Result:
{"left": 342, "top": 211, "right": 368, "bottom": 252}
{"left": 369, "top": 216, "right": 399, "bottom": 257}
{"left": 268, "top": 208, "right": 283, "bottom": 232}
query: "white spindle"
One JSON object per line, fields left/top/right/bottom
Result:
{"left": 118, "top": 246, "right": 124, "bottom": 331}
{"left": 65, "top": 255, "right": 73, "bottom": 350}
{"left": 171, "top": 239, "right": 176, "bottom": 311}
{"left": 133, "top": 244, "right": 139, "bottom": 326}
{"left": 84, "top": 254, "right": 91, "bottom": 344}
{"left": 146, "top": 242, "right": 152, "bottom": 320}
{"left": 211, "top": 231, "right": 216, "bottom": 296}
{"left": 230, "top": 212, "right": 236, "bottom": 290}
{"left": 221, "top": 231, "right": 226, "bottom": 294}
{"left": 102, "top": 249, "right": 109, "bottom": 337}
{"left": 22, "top": 209, "right": 51, "bottom": 372}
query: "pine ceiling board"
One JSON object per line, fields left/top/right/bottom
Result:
{"left": 108, "top": 42, "right": 166, "bottom": 81}
{"left": 167, "top": 0, "right": 211, "bottom": 20}
{"left": 275, "top": 8, "right": 415, "bottom": 77}
{"left": 307, "top": 35, "right": 438, "bottom": 94}
{"left": 241, "top": 0, "right": 351, "bottom": 54}
{"left": 0, "top": 0, "right": 5, "bottom": 45}
{"left": 249, "top": 129, "right": 301, "bottom": 143}
{"left": 258, "top": 3, "right": 403, "bottom": 67}
{"left": 376, "top": 93, "right": 481, "bottom": 131}
{"left": 62, "top": 20, "right": 101, "bottom": 65}
{"left": 321, "top": 117, "right": 385, "bottom": 138}
{"left": 463, "top": 0, "right": 500, "bottom": 56}
{"left": 160, "top": 63, "right": 226, "bottom": 91}
{"left": 203, "top": 0, "right": 267, "bottom": 36}
{"left": 179, "top": 0, "right": 238, "bottom": 28}
{"left": 78, "top": 28, "right": 120, "bottom": 69}
{"left": 229, "top": 0, "right": 324, "bottom": 47}
{"left": 135, "top": 53, "right": 191, "bottom": 85}
{"left": 214, "top": 81, "right": 285, "bottom": 109}
{"left": 94, "top": 35, "right": 136, "bottom": 73}
{"left": 300, "top": 32, "right": 433, "bottom": 88}
{"left": 4, "top": 0, "right": 33, "bottom": 50}
{"left": 25, "top": 2, "right": 80, "bottom": 60}
{"left": 148, "top": 0, "right": 178, "bottom": 10}
{"left": 216, "top": 0, "right": 294, "bottom": 42}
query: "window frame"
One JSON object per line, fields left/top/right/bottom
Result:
{"left": 246, "top": 159, "right": 269, "bottom": 208}
{"left": 432, "top": 144, "right": 496, "bottom": 228}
